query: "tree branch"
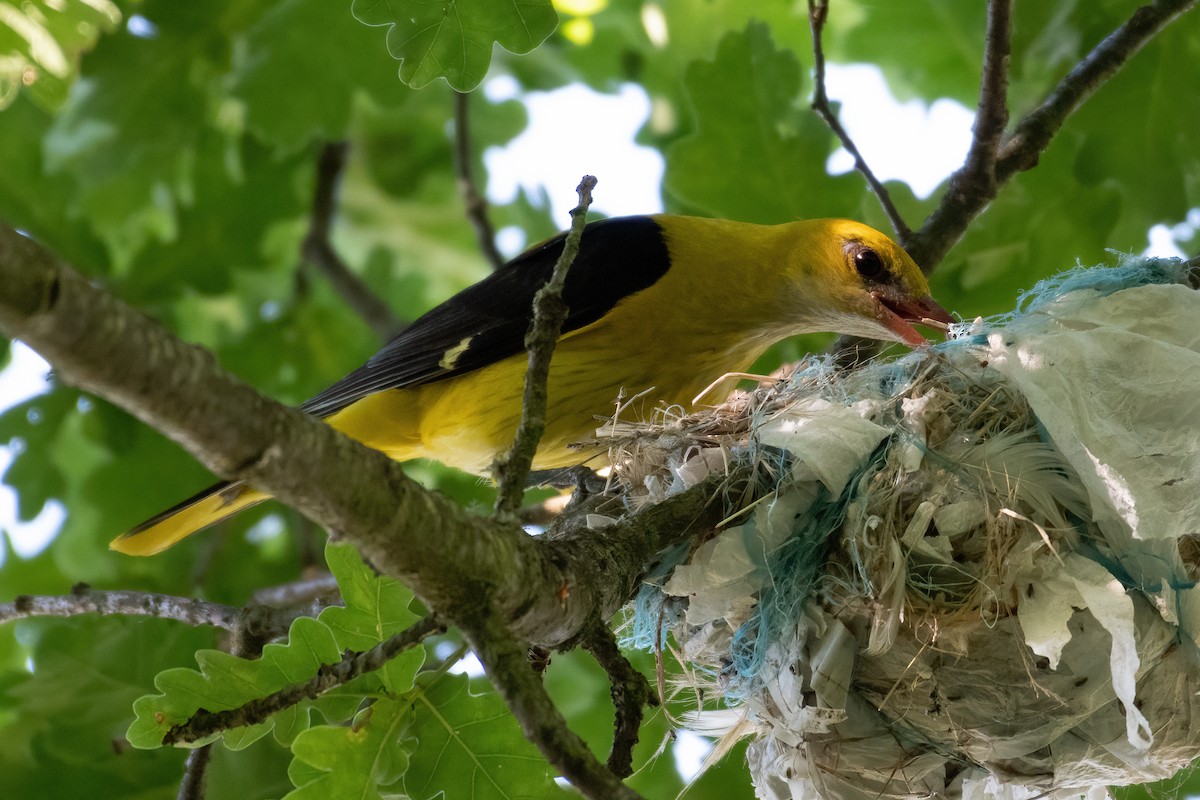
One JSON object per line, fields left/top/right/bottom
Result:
{"left": 996, "top": 0, "right": 1195, "bottom": 181}
{"left": 454, "top": 91, "right": 506, "bottom": 270}
{"left": 0, "top": 219, "right": 726, "bottom": 651}
{"left": 165, "top": 615, "right": 445, "bottom": 745}
{"left": 465, "top": 612, "right": 644, "bottom": 800}
{"left": 582, "top": 624, "right": 655, "bottom": 778}
{"left": 249, "top": 573, "right": 340, "bottom": 608}
{"left": 492, "top": 176, "right": 597, "bottom": 519}
{"left": 807, "top": 0, "right": 911, "bottom": 241}
{"left": 956, "top": 0, "right": 1012, "bottom": 197}
{"left": 177, "top": 745, "right": 212, "bottom": 800}
{"left": 906, "top": 0, "right": 1197, "bottom": 269}
{"left": 1, "top": 585, "right": 241, "bottom": 630}
{"left": 0, "top": 214, "right": 733, "bottom": 800}
{"left": 0, "top": 201, "right": 738, "bottom": 800}
{"left": 0, "top": 583, "right": 326, "bottom": 655}
{"left": 301, "top": 141, "right": 404, "bottom": 341}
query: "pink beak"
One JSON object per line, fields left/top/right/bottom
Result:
{"left": 871, "top": 290, "right": 956, "bottom": 346}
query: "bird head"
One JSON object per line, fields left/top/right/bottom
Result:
{"left": 781, "top": 219, "right": 954, "bottom": 345}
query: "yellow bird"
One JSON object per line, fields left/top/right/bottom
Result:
{"left": 111, "top": 215, "right": 953, "bottom": 555}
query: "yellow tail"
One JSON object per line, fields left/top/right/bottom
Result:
{"left": 109, "top": 481, "right": 268, "bottom": 556}
{"left": 112, "top": 388, "right": 427, "bottom": 555}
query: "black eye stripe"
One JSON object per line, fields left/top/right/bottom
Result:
{"left": 854, "top": 247, "right": 887, "bottom": 281}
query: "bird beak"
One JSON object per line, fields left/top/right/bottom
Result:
{"left": 870, "top": 290, "right": 955, "bottom": 346}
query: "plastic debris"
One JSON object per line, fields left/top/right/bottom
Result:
{"left": 605, "top": 257, "right": 1200, "bottom": 799}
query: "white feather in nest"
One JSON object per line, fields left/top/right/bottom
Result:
{"left": 605, "top": 259, "right": 1200, "bottom": 799}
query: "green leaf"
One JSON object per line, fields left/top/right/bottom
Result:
{"left": 404, "top": 672, "right": 570, "bottom": 800}
{"left": 319, "top": 542, "right": 420, "bottom": 655}
{"left": 664, "top": 21, "right": 860, "bottom": 223}
{"left": 205, "top": 733, "right": 297, "bottom": 800}
{"left": 283, "top": 698, "right": 411, "bottom": 800}
{"left": 545, "top": 646, "right": 758, "bottom": 798}
{"left": 231, "top": 0, "right": 409, "bottom": 151}
{"left": 1115, "top": 763, "right": 1200, "bottom": 800}
{"left": 38, "top": 0, "right": 273, "bottom": 268}
{"left": 332, "top": 167, "right": 491, "bottom": 322}
{"left": 0, "top": 537, "right": 68, "bottom": 602}
{"left": 126, "top": 543, "right": 426, "bottom": 752}
{"left": 354, "top": 83, "right": 529, "bottom": 203}
{"left": 934, "top": 133, "right": 1123, "bottom": 318}
{"left": 1066, "top": 15, "right": 1200, "bottom": 244}
{"left": 833, "top": 0, "right": 985, "bottom": 105}
{"left": 127, "top": 616, "right": 341, "bottom": 749}
{"left": 318, "top": 542, "right": 426, "bottom": 696}
{"left": 0, "top": 95, "right": 110, "bottom": 268}
{"left": 541, "top": 647, "right": 611, "bottom": 760}
{"left": 351, "top": 0, "right": 559, "bottom": 90}
{"left": 42, "top": 17, "right": 205, "bottom": 267}
{"left": 0, "top": 0, "right": 121, "bottom": 110}
{"left": 118, "top": 134, "right": 311, "bottom": 303}
{"left": 0, "top": 389, "right": 77, "bottom": 522}
{"left": 0, "top": 617, "right": 212, "bottom": 800}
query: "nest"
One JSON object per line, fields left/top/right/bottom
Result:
{"left": 602, "top": 258, "right": 1200, "bottom": 800}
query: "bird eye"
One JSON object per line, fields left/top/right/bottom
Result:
{"left": 854, "top": 247, "right": 886, "bottom": 281}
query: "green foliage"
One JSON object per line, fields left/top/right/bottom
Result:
{"left": 1, "top": 1, "right": 1198, "bottom": 798}
{"left": 319, "top": 542, "right": 420, "bottom": 652}
{"left": 0, "top": 0, "right": 120, "bottom": 110}
{"left": 664, "top": 21, "right": 860, "bottom": 222}
{"left": 1114, "top": 765, "right": 1200, "bottom": 800}
{"left": 115, "top": 538, "right": 572, "bottom": 798}
{"left": 1068, "top": 14, "right": 1200, "bottom": 243}
{"left": 127, "top": 616, "right": 341, "bottom": 749}
{"left": 230, "top": 0, "right": 409, "bottom": 151}
{"left": 284, "top": 698, "right": 412, "bottom": 800}
{"left": 351, "top": 0, "right": 559, "bottom": 90}
{"left": 404, "top": 671, "right": 570, "bottom": 799}
{"left": 128, "top": 543, "right": 424, "bottom": 751}
{"left": 42, "top": 1, "right": 222, "bottom": 269}
{"left": 543, "top": 647, "right": 756, "bottom": 798}
{"left": 833, "top": 1, "right": 986, "bottom": 105}
{"left": 0, "top": 617, "right": 214, "bottom": 800}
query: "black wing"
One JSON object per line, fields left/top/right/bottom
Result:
{"left": 300, "top": 215, "right": 670, "bottom": 418}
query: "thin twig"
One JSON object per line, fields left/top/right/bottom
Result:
{"left": 898, "top": 0, "right": 1010, "bottom": 274}
{"left": 174, "top": 617, "right": 268, "bottom": 799}
{"left": 175, "top": 616, "right": 269, "bottom": 800}
{"left": 582, "top": 624, "right": 656, "bottom": 778}
{"left": 807, "top": 0, "right": 911, "bottom": 241}
{"left": 956, "top": 0, "right": 1012, "bottom": 197}
{"left": 165, "top": 615, "right": 445, "bottom": 745}
{"left": 301, "top": 141, "right": 404, "bottom": 341}
{"left": 467, "top": 612, "right": 644, "bottom": 800}
{"left": 0, "top": 585, "right": 241, "bottom": 630}
{"left": 454, "top": 91, "right": 506, "bottom": 270}
{"left": 996, "top": 0, "right": 1196, "bottom": 181}
{"left": 177, "top": 744, "right": 213, "bottom": 800}
{"left": 250, "top": 573, "right": 340, "bottom": 608}
{"left": 0, "top": 585, "right": 306, "bottom": 644}
{"left": 492, "top": 176, "right": 598, "bottom": 519}
{"left": 907, "top": 0, "right": 1197, "bottom": 269}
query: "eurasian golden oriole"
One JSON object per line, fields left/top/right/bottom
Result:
{"left": 111, "top": 214, "right": 953, "bottom": 555}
